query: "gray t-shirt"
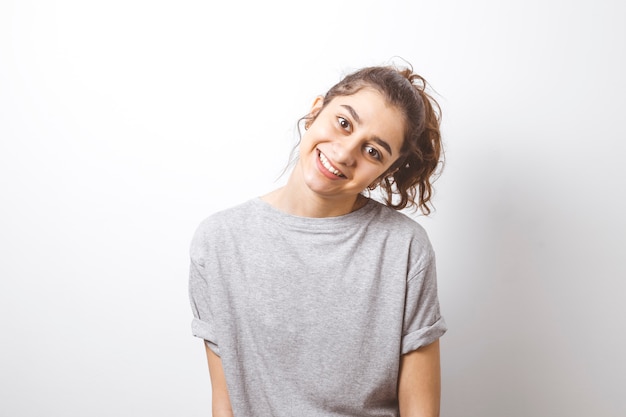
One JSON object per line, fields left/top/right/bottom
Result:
{"left": 189, "top": 197, "right": 446, "bottom": 416}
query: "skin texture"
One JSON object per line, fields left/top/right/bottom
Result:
{"left": 203, "top": 90, "right": 442, "bottom": 416}
{"left": 205, "top": 344, "right": 234, "bottom": 417}
{"left": 398, "top": 340, "right": 442, "bottom": 417}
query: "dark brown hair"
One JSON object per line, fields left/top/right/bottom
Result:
{"left": 303, "top": 64, "right": 444, "bottom": 214}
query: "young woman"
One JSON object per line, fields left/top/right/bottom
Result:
{"left": 189, "top": 63, "right": 447, "bottom": 417}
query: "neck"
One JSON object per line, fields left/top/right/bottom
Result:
{"left": 262, "top": 169, "right": 366, "bottom": 218}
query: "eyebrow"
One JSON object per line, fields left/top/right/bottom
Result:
{"left": 340, "top": 104, "right": 393, "bottom": 156}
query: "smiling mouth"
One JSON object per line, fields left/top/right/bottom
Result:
{"left": 318, "top": 150, "right": 345, "bottom": 178}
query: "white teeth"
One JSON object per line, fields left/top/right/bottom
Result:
{"left": 319, "top": 151, "right": 343, "bottom": 176}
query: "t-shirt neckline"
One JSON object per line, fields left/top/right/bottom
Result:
{"left": 251, "top": 196, "right": 379, "bottom": 231}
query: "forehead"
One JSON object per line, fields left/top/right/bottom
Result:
{"left": 328, "top": 88, "right": 406, "bottom": 153}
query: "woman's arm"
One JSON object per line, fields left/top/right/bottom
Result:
{"left": 397, "top": 339, "right": 442, "bottom": 417}
{"left": 205, "top": 343, "right": 234, "bottom": 417}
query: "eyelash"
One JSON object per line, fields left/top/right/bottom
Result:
{"left": 337, "top": 116, "right": 382, "bottom": 161}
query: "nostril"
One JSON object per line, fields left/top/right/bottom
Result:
{"left": 331, "top": 145, "right": 357, "bottom": 167}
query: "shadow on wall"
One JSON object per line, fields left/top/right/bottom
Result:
{"left": 439, "top": 135, "right": 626, "bottom": 417}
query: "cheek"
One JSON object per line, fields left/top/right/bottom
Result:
{"left": 368, "top": 163, "right": 396, "bottom": 183}
{"left": 299, "top": 130, "right": 316, "bottom": 152}
{"left": 310, "top": 117, "right": 334, "bottom": 136}
{"left": 361, "top": 166, "right": 386, "bottom": 183}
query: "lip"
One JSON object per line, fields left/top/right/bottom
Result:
{"left": 316, "top": 149, "right": 346, "bottom": 180}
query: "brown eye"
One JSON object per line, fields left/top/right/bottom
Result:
{"left": 366, "top": 145, "right": 381, "bottom": 160}
{"left": 337, "top": 117, "right": 351, "bottom": 131}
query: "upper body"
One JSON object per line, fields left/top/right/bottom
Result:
{"left": 189, "top": 63, "right": 446, "bottom": 416}
{"left": 190, "top": 197, "right": 446, "bottom": 416}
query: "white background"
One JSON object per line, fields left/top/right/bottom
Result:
{"left": 1, "top": 1, "right": 625, "bottom": 416}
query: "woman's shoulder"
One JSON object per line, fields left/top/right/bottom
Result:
{"left": 369, "top": 200, "right": 434, "bottom": 257}
{"left": 190, "top": 198, "right": 260, "bottom": 249}
{"left": 370, "top": 199, "right": 429, "bottom": 236}
{"left": 198, "top": 197, "right": 265, "bottom": 227}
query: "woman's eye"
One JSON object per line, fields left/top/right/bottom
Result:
{"left": 366, "top": 146, "right": 381, "bottom": 160}
{"left": 338, "top": 117, "right": 351, "bottom": 131}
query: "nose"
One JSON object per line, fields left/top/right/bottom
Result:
{"left": 331, "top": 137, "right": 359, "bottom": 167}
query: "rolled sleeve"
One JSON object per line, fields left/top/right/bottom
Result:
{"left": 401, "top": 315, "right": 447, "bottom": 354}
{"left": 401, "top": 249, "right": 447, "bottom": 354}
{"left": 189, "top": 243, "right": 220, "bottom": 353}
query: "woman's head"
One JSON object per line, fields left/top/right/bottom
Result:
{"left": 302, "top": 64, "right": 443, "bottom": 214}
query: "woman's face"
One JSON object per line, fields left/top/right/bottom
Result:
{"left": 297, "top": 88, "right": 405, "bottom": 202}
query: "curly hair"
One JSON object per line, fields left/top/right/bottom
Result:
{"left": 303, "top": 64, "right": 444, "bottom": 214}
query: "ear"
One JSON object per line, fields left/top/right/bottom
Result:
{"left": 309, "top": 95, "right": 324, "bottom": 117}
{"left": 304, "top": 96, "right": 325, "bottom": 130}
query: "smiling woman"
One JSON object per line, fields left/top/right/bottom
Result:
{"left": 289, "top": 88, "right": 406, "bottom": 216}
{"left": 189, "top": 63, "right": 446, "bottom": 417}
